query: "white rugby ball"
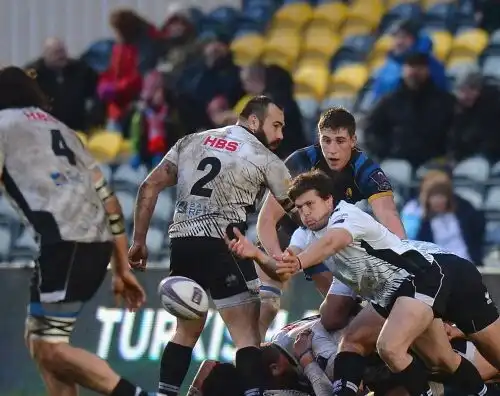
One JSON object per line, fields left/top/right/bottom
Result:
{"left": 158, "top": 276, "right": 209, "bottom": 320}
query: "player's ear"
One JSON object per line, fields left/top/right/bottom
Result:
{"left": 269, "top": 362, "right": 282, "bottom": 376}
{"left": 248, "top": 113, "right": 260, "bottom": 132}
{"left": 350, "top": 134, "right": 357, "bottom": 148}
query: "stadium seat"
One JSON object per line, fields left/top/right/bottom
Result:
{"left": 449, "top": 29, "right": 489, "bottom": 59}
{"left": 386, "top": 0, "right": 420, "bottom": 9}
{"left": 380, "top": 159, "right": 413, "bottom": 186}
{"left": 115, "top": 191, "right": 135, "bottom": 220}
{"left": 429, "top": 31, "right": 453, "bottom": 62}
{"left": 152, "top": 192, "right": 176, "bottom": 224}
{"left": 113, "top": 164, "right": 148, "bottom": 191}
{"left": 340, "top": 23, "right": 375, "bottom": 40}
{"left": 294, "top": 64, "right": 329, "bottom": 100}
{"left": 482, "top": 56, "right": 500, "bottom": 79}
{"left": 447, "top": 61, "right": 478, "bottom": 81}
{"left": 295, "top": 95, "right": 320, "bottom": 121}
{"left": 262, "top": 31, "right": 301, "bottom": 71}
{"left": 311, "top": 1, "right": 348, "bottom": 31}
{"left": 302, "top": 27, "right": 341, "bottom": 60}
{"left": 0, "top": 197, "right": 18, "bottom": 222}
{"left": 0, "top": 226, "right": 11, "bottom": 259}
{"left": 320, "top": 94, "right": 356, "bottom": 112}
{"left": 230, "top": 33, "right": 265, "bottom": 66}
{"left": 446, "top": 55, "right": 478, "bottom": 70}
{"left": 489, "top": 29, "right": 500, "bottom": 47}
{"left": 422, "top": 0, "right": 454, "bottom": 10}
{"left": 329, "top": 64, "right": 369, "bottom": 96}
{"left": 490, "top": 160, "right": 500, "bottom": 180}
{"left": 99, "top": 164, "right": 113, "bottom": 184}
{"left": 370, "top": 35, "right": 394, "bottom": 62}
{"left": 369, "top": 56, "right": 387, "bottom": 75}
{"left": 453, "top": 156, "right": 490, "bottom": 184}
{"left": 486, "top": 220, "right": 500, "bottom": 244}
{"left": 454, "top": 187, "right": 484, "bottom": 209}
{"left": 11, "top": 229, "right": 38, "bottom": 259}
{"left": 146, "top": 226, "right": 165, "bottom": 257}
{"left": 87, "top": 132, "right": 122, "bottom": 163}
{"left": 484, "top": 187, "right": 500, "bottom": 212}
{"left": 272, "top": 2, "right": 313, "bottom": 30}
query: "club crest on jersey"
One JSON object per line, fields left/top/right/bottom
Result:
{"left": 203, "top": 136, "right": 240, "bottom": 153}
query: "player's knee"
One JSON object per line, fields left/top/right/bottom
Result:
{"left": 376, "top": 336, "right": 404, "bottom": 368}
{"left": 173, "top": 322, "right": 205, "bottom": 347}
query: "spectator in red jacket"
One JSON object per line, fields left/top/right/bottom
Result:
{"left": 98, "top": 9, "right": 161, "bottom": 132}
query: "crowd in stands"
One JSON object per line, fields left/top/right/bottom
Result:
{"left": 3, "top": 0, "right": 500, "bottom": 267}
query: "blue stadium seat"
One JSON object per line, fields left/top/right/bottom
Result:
{"left": 113, "top": 164, "right": 147, "bottom": 192}
{"left": 453, "top": 156, "right": 490, "bottom": 185}
{"left": 0, "top": 226, "right": 11, "bottom": 260}
{"left": 0, "top": 196, "right": 18, "bottom": 223}
{"left": 146, "top": 226, "right": 166, "bottom": 259}
{"left": 483, "top": 56, "right": 500, "bottom": 79}
{"left": 115, "top": 191, "right": 135, "bottom": 221}
{"left": 356, "top": 88, "right": 376, "bottom": 114}
{"left": 380, "top": 159, "right": 413, "bottom": 187}
{"left": 454, "top": 186, "right": 484, "bottom": 209}
{"left": 329, "top": 36, "right": 374, "bottom": 72}
{"left": 320, "top": 96, "right": 355, "bottom": 112}
{"left": 425, "top": 3, "right": 456, "bottom": 30}
{"left": 484, "top": 186, "right": 500, "bottom": 214}
{"left": 151, "top": 191, "right": 176, "bottom": 226}
{"left": 486, "top": 220, "right": 500, "bottom": 245}
{"left": 10, "top": 229, "right": 38, "bottom": 260}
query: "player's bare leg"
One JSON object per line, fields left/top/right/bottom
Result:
{"left": 159, "top": 314, "right": 208, "bottom": 396}
{"left": 256, "top": 265, "right": 283, "bottom": 340}
{"left": 331, "top": 304, "right": 384, "bottom": 396}
{"left": 469, "top": 318, "right": 500, "bottom": 371}
{"left": 26, "top": 309, "right": 151, "bottom": 396}
{"left": 37, "top": 366, "right": 78, "bottom": 396}
{"left": 219, "top": 299, "right": 264, "bottom": 396}
{"left": 412, "top": 318, "right": 489, "bottom": 395}
{"left": 186, "top": 360, "right": 220, "bottom": 396}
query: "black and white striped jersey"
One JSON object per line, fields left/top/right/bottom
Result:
{"left": 165, "top": 125, "right": 292, "bottom": 239}
{"left": 290, "top": 201, "right": 437, "bottom": 307}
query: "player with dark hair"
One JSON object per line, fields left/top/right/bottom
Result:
{"left": 256, "top": 106, "right": 405, "bottom": 338}
{"left": 0, "top": 66, "right": 148, "bottom": 396}
{"left": 228, "top": 169, "right": 500, "bottom": 396}
{"left": 129, "top": 95, "right": 295, "bottom": 396}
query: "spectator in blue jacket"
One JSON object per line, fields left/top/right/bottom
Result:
{"left": 372, "top": 19, "right": 448, "bottom": 102}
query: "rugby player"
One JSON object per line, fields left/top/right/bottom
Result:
{"left": 227, "top": 170, "right": 500, "bottom": 396}
{"left": 0, "top": 66, "right": 148, "bottom": 396}
{"left": 129, "top": 96, "right": 295, "bottom": 396}
{"left": 255, "top": 107, "right": 405, "bottom": 337}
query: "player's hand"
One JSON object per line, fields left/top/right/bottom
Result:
{"left": 224, "top": 227, "right": 260, "bottom": 260}
{"left": 276, "top": 247, "right": 301, "bottom": 276}
{"left": 128, "top": 242, "right": 148, "bottom": 271}
{"left": 294, "top": 329, "right": 314, "bottom": 366}
{"left": 112, "top": 271, "right": 146, "bottom": 311}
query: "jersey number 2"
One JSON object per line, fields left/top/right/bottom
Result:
{"left": 190, "top": 157, "right": 221, "bottom": 198}
{"left": 51, "top": 129, "right": 76, "bottom": 165}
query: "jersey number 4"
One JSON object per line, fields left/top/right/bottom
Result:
{"left": 190, "top": 157, "right": 221, "bottom": 198}
{"left": 51, "top": 129, "right": 76, "bottom": 166}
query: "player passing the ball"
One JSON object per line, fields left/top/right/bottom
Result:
{"left": 129, "top": 96, "right": 296, "bottom": 396}
{"left": 0, "top": 66, "right": 149, "bottom": 396}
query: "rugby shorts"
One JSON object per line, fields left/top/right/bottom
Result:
{"left": 27, "top": 241, "right": 113, "bottom": 340}
{"left": 169, "top": 236, "right": 260, "bottom": 309}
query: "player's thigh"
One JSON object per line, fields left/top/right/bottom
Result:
{"left": 26, "top": 241, "right": 112, "bottom": 349}
{"left": 412, "top": 319, "right": 461, "bottom": 373}
{"left": 320, "top": 280, "right": 358, "bottom": 331}
{"left": 340, "top": 303, "right": 385, "bottom": 355}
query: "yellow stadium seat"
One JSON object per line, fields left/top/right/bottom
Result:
{"left": 369, "top": 56, "right": 386, "bottom": 75}
{"left": 340, "top": 23, "right": 374, "bottom": 39}
{"left": 295, "top": 56, "right": 329, "bottom": 69}
{"left": 294, "top": 64, "right": 329, "bottom": 100}
{"left": 75, "top": 131, "right": 88, "bottom": 146}
{"left": 119, "top": 139, "right": 132, "bottom": 157}
{"left": 348, "top": 0, "right": 384, "bottom": 27}
{"left": 330, "top": 64, "right": 369, "bottom": 95}
{"left": 450, "top": 29, "right": 488, "bottom": 58}
{"left": 311, "top": 2, "right": 348, "bottom": 30}
{"left": 273, "top": 2, "right": 313, "bottom": 30}
{"left": 262, "top": 33, "right": 301, "bottom": 71}
{"left": 87, "top": 131, "right": 122, "bottom": 163}
{"left": 370, "top": 34, "right": 393, "bottom": 60}
{"left": 302, "top": 28, "right": 341, "bottom": 59}
{"left": 230, "top": 34, "right": 265, "bottom": 66}
{"left": 429, "top": 31, "right": 453, "bottom": 62}
{"left": 446, "top": 55, "right": 478, "bottom": 69}
{"left": 422, "top": 0, "right": 453, "bottom": 10}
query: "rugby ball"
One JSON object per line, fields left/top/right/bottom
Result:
{"left": 158, "top": 276, "right": 209, "bottom": 320}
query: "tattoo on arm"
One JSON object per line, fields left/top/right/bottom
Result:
{"left": 133, "top": 159, "right": 178, "bottom": 243}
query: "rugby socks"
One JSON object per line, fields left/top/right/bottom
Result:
{"left": 439, "top": 356, "right": 488, "bottom": 396}
{"left": 396, "top": 357, "right": 433, "bottom": 396}
{"left": 158, "top": 342, "right": 193, "bottom": 396}
{"left": 111, "top": 378, "right": 150, "bottom": 396}
{"left": 235, "top": 346, "right": 264, "bottom": 396}
{"left": 332, "top": 351, "right": 366, "bottom": 396}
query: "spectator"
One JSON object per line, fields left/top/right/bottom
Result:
{"left": 158, "top": 3, "right": 198, "bottom": 86}
{"left": 372, "top": 19, "right": 448, "bottom": 102}
{"left": 126, "top": 70, "right": 184, "bottom": 171}
{"left": 25, "top": 38, "right": 98, "bottom": 132}
{"left": 175, "top": 32, "right": 244, "bottom": 132}
{"left": 234, "top": 63, "right": 306, "bottom": 158}
{"left": 364, "top": 53, "right": 455, "bottom": 167}
{"left": 449, "top": 71, "right": 500, "bottom": 163}
{"left": 401, "top": 169, "right": 485, "bottom": 265}
{"left": 207, "top": 95, "right": 237, "bottom": 127}
{"left": 98, "top": 9, "right": 161, "bottom": 132}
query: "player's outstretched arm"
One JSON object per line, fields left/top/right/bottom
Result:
{"left": 132, "top": 157, "right": 177, "bottom": 245}
{"left": 225, "top": 227, "right": 290, "bottom": 282}
{"left": 277, "top": 229, "right": 353, "bottom": 276}
{"left": 257, "top": 193, "right": 286, "bottom": 256}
